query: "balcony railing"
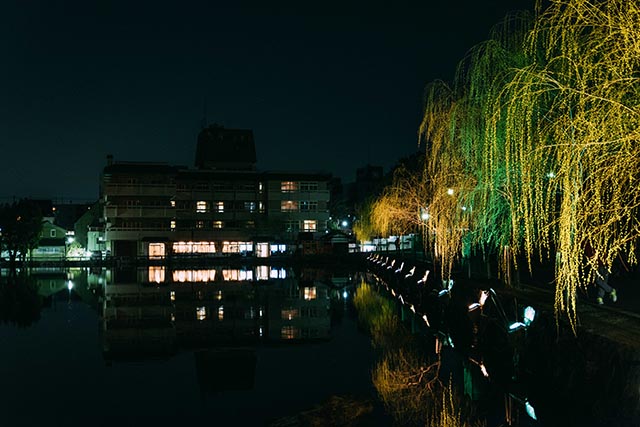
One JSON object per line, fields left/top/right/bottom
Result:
{"left": 104, "top": 183, "right": 175, "bottom": 196}
{"left": 105, "top": 206, "right": 174, "bottom": 218}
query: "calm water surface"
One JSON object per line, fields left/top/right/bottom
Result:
{"left": 0, "top": 267, "right": 384, "bottom": 427}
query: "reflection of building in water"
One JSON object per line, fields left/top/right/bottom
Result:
{"left": 101, "top": 266, "right": 331, "bottom": 360}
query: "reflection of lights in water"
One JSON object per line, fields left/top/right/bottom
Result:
{"left": 196, "top": 306, "right": 206, "bottom": 321}
{"left": 67, "top": 281, "right": 74, "bottom": 291}
{"left": 216, "top": 290, "right": 222, "bottom": 301}
{"left": 170, "top": 291, "right": 175, "bottom": 302}
{"left": 218, "top": 306, "right": 224, "bottom": 321}
{"left": 259, "top": 326, "right": 263, "bottom": 337}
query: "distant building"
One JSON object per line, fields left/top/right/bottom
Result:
{"left": 101, "top": 125, "right": 331, "bottom": 258}
{"left": 30, "top": 220, "right": 67, "bottom": 260}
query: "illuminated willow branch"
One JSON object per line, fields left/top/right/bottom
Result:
{"left": 417, "top": 12, "right": 531, "bottom": 280}
{"left": 370, "top": 165, "right": 428, "bottom": 238}
{"left": 489, "top": 0, "right": 640, "bottom": 329}
{"left": 412, "top": 0, "right": 640, "bottom": 329}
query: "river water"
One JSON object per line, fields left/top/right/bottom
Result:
{"left": 0, "top": 266, "right": 389, "bottom": 427}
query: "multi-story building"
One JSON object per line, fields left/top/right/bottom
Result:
{"left": 101, "top": 125, "right": 331, "bottom": 258}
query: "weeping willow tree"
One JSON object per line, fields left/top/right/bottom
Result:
{"left": 487, "top": 0, "right": 640, "bottom": 329}
{"left": 370, "top": 164, "right": 429, "bottom": 239}
{"left": 417, "top": 81, "right": 474, "bottom": 280}
{"left": 451, "top": 11, "right": 534, "bottom": 284}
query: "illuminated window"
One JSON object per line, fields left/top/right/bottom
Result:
{"left": 196, "top": 220, "right": 204, "bottom": 229}
{"left": 222, "top": 269, "right": 240, "bottom": 281}
{"left": 148, "top": 243, "right": 165, "bottom": 259}
{"left": 170, "top": 291, "right": 175, "bottom": 301}
{"left": 216, "top": 290, "right": 222, "bottom": 301}
{"left": 281, "top": 201, "right": 298, "bottom": 212}
{"left": 244, "top": 201, "right": 256, "bottom": 212}
{"left": 270, "top": 267, "right": 287, "bottom": 279}
{"left": 259, "top": 201, "right": 264, "bottom": 213}
{"left": 196, "top": 306, "right": 207, "bottom": 321}
{"left": 303, "top": 287, "right": 317, "bottom": 300}
{"left": 196, "top": 201, "right": 208, "bottom": 213}
{"left": 215, "top": 202, "right": 224, "bottom": 213}
{"left": 172, "top": 241, "right": 216, "bottom": 254}
{"left": 170, "top": 220, "right": 176, "bottom": 230}
{"left": 259, "top": 182, "right": 263, "bottom": 192}
{"left": 300, "top": 181, "right": 318, "bottom": 191}
{"left": 281, "top": 181, "right": 297, "bottom": 192}
{"left": 300, "top": 201, "right": 318, "bottom": 212}
{"left": 281, "top": 326, "right": 299, "bottom": 340}
{"left": 218, "top": 306, "right": 224, "bottom": 321}
{"left": 50, "top": 229, "right": 56, "bottom": 237}
{"left": 256, "top": 265, "right": 269, "bottom": 280}
{"left": 170, "top": 200, "right": 176, "bottom": 207}
{"left": 148, "top": 266, "right": 165, "bottom": 283}
{"left": 213, "top": 220, "right": 223, "bottom": 229}
{"left": 303, "top": 220, "right": 317, "bottom": 232}
{"left": 221, "top": 241, "right": 253, "bottom": 253}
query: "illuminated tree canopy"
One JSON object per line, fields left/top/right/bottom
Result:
{"left": 368, "top": 0, "right": 640, "bottom": 328}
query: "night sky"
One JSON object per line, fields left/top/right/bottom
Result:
{"left": 1, "top": 0, "right": 534, "bottom": 202}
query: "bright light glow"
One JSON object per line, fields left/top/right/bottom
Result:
{"left": 447, "top": 188, "right": 454, "bottom": 195}
{"left": 546, "top": 171, "right": 556, "bottom": 179}
{"left": 509, "top": 322, "right": 526, "bottom": 331}
{"left": 422, "top": 314, "right": 431, "bottom": 327}
{"left": 342, "top": 290, "right": 348, "bottom": 299}
{"left": 341, "top": 220, "right": 348, "bottom": 227}
{"left": 67, "top": 280, "right": 74, "bottom": 291}
{"left": 479, "top": 290, "right": 489, "bottom": 307}
{"left": 67, "top": 237, "right": 75, "bottom": 244}
{"left": 170, "top": 291, "right": 175, "bottom": 302}
{"left": 468, "top": 302, "right": 481, "bottom": 311}
{"left": 461, "top": 206, "right": 467, "bottom": 211}
{"left": 196, "top": 306, "right": 207, "bottom": 321}
{"left": 304, "top": 287, "right": 317, "bottom": 300}
{"left": 421, "top": 212, "right": 430, "bottom": 220}
{"left": 438, "top": 289, "right": 449, "bottom": 297}
{"left": 523, "top": 306, "right": 536, "bottom": 326}
{"left": 148, "top": 266, "right": 165, "bottom": 283}
{"left": 196, "top": 200, "right": 208, "bottom": 213}
{"left": 173, "top": 241, "right": 216, "bottom": 254}
{"left": 218, "top": 306, "right": 224, "bottom": 321}
{"left": 480, "top": 363, "right": 489, "bottom": 378}
{"left": 525, "top": 401, "right": 537, "bottom": 420}
{"left": 409, "top": 304, "right": 415, "bottom": 313}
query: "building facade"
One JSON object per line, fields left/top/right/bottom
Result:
{"left": 101, "top": 125, "right": 331, "bottom": 258}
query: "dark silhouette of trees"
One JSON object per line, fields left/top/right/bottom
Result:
{"left": 0, "top": 199, "right": 43, "bottom": 270}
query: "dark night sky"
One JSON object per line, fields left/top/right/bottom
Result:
{"left": 0, "top": 0, "right": 534, "bottom": 201}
